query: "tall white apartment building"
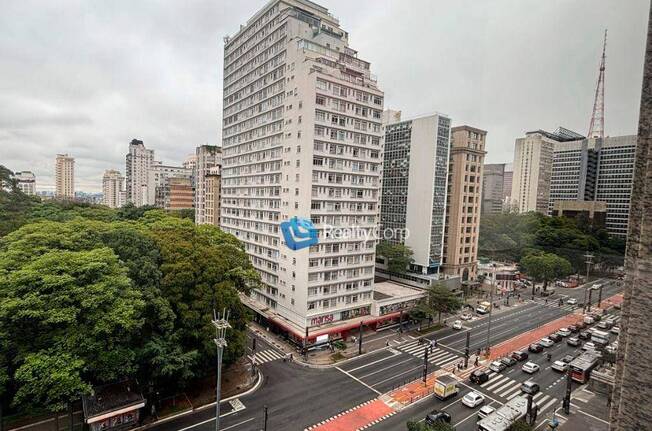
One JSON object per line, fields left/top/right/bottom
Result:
{"left": 220, "top": 0, "right": 384, "bottom": 340}
{"left": 14, "top": 171, "right": 36, "bottom": 195}
{"left": 102, "top": 169, "right": 125, "bottom": 209}
{"left": 55, "top": 154, "right": 75, "bottom": 199}
{"left": 195, "top": 145, "right": 222, "bottom": 224}
{"left": 125, "top": 139, "right": 154, "bottom": 207}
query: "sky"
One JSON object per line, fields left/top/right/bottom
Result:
{"left": 0, "top": 0, "right": 649, "bottom": 192}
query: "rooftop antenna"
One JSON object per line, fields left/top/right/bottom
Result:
{"left": 588, "top": 29, "right": 607, "bottom": 140}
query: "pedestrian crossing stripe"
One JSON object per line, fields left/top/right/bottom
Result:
{"left": 398, "top": 341, "right": 460, "bottom": 366}
{"left": 249, "top": 349, "right": 284, "bottom": 364}
{"left": 478, "top": 373, "right": 558, "bottom": 413}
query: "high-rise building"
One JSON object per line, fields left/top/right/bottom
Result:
{"left": 14, "top": 171, "right": 36, "bottom": 195}
{"left": 548, "top": 135, "right": 637, "bottom": 238}
{"left": 183, "top": 155, "right": 197, "bottom": 170}
{"left": 204, "top": 166, "right": 221, "bottom": 226}
{"left": 102, "top": 169, "right": 125, "bottom": 209}
{"left": 441, "top": 126, "right": 487, "bottom": 281}
{"left": 220, "top": 0, "right": 384, "bottom": 339}
{"left": 55, "top": 154, "right": 75, "bottom": 200}
{"left": 610, "top": 8, "right": 651, "bottom": 427}
{"left": 194, "top": 145, "right": 222, "bottom": 224}
{"left": 510, "top": 128, "right": 583, "bottom": 214}
{"left": 166, "top": 177, "right": 194, "bottom": 210}
{"left": 125, "top": 139, "right": 154, "bottom": 207}
{"left": 146, "top": 163, "right": 193, "bottom": 207}
{"left": 482, "top": 163, "right": 506, "bottom": 215}
{"left": 380, "top": 112, "right": 451, "bottom": 274}
{"left": 502, "top": 164, "right": 513, "bottom": 207}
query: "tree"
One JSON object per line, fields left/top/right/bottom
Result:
{"left": 377, "top": 241, "right": 414, "bottom": 274}
{"left": 424, "top": 283, "right": 463, "bottom": 324}
{"left": 520, "top": 252, "right": 573, "bottom": 291}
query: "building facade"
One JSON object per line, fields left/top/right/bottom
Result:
{"left": 195, "top": 145, "right": 222, "bottom": 224}
{"left": 204, "top": 166, "right": 221, "bottom": 226}
{"left": 125, "top": 139, "right": 154, "bottom": 207}
{"left": 166, "top": 177, "right": 194, "bottom": 210}
{"left": 482, "top": 163, "right": 506, "bottom": 215}
{"left": 102, "top": 169, "right": 125, "bottom": 209}
{"left": 146, "top": 163, "right": 192, "bottom": 207}
{"left": 14, "top": 171, "right": 36, "bottom": 195}
{"left": 551, "top": 200, "right": 607, "bottom": 227}
{"left": 380, "top": 112, "right": 451, "bottom": 274}
{"left": 441, "top": 126, "right": 486, "bottom": 281}
{"left": 502, "top": 165, "right": 513, "bottom": 206}
{"left": 55, "top": 154, "right": 75, "bottom": 199}
{"left": 220, "top": 0, "right": 384, "bottom": 338}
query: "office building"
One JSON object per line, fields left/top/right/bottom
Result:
{"left": 220, "top": 0, "right": 384, "bottom": 340}
{"left": 204, "top": 166, "right": 221, "bottom": 226}
{"left": 125, "top": 139, "right": 155, "bottom": 207}
{"left": 195, "top": 145, "right": 222, "bottom": 224}
{"left": 551, "top": 200, "right": 607, "bottom": 227}
{"left": 166, "top": 177, "right": 194, "bottom": 210}
{"left": 55, "top": 154, "right": 75, "bottom": 199}
{"left": 510, "top": 127, "right": 584, "bottom": 214}
{"left": 379, "top": 112, "right": 451, "bottom": 274}
{"left": 14, "top": 171, "right": 36, "bottom": 195}
{"left": 610, "top": 9, "right": 651, "bottom": 427}
{"left": 146, "top": 163, "right": 192, "bottom": 207}
{"left": 482, "top": 163, "right": 507, "bottom": 214}
{"left": 441, "top": 126, "right": 487, "bottom": 281}
{"left": 502, "top": 164, "right": 513, "bottom": 205}
{"left": 102, "top": 169, "right": 125, "bottom": 209}
{"left": 183, "top": 155, "right": 197, "bottom": 170}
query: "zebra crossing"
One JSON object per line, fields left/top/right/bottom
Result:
{"left": 398, "top": 341, "right": 461, "bottom": 368}
{"left": 250, "top": 349, "right": 284, "bottom": 364}
{"left": 479, "top": 371, "right": 558, "bottom": 413}
{"left": 530, "top": 297, "right": 577, "bottom": 312}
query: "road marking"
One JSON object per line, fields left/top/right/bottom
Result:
{"left": 335, "top": 366, "right": 382, "bottom": 395}
{"left": 176, "top": 413, "right": 253, "bottom": 431}
{"left": 346, "top": 351, "right": 400, "bottom": 373}
{"left": 577, "top": 408, "right": 610, "bottom": 425}
{"left": 370, "top": 365, "right": 423, "bottom": 388}
{"left": 357, "top": 358, "right": 415, "bottom": 379}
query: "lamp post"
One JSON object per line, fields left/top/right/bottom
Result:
{"left": 485, "top": 263, "right": 496, "bottom": 354}
{"left": 212, "top": 309, "right": 231, "bottom": 431}
{"left": 583, "top": 252, "right": 594, "bottom": 313}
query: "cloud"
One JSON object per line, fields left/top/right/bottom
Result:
{"left": 0, "top": 0, "right": 648, "bottom": 191}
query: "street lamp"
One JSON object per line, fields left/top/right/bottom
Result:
{"left": 212, "top": 309, "right": 231, "bottom": 431}
{"left": 485, "top": 263, "right": 496, "bottom": 354}
{"left": 583, "top": 252, "right": 594, "bottom": 313}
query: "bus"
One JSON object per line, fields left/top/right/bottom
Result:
{"left": 477, "top": 395, "right": 536, "bottom": 431}
{"left": 569, "top": 352, "right": 600, "bottom": 383}
{"left": 589, "top": 329, "right": 610, "bottom": 347}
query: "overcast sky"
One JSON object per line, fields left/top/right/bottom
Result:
{"left": 0, "top": 0, "right": 649, "bottom": 192}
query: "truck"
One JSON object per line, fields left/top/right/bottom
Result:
{"left": 433, "top": 374, "right": 459, "bottom": 400}
{"left": 477, "top": 395, "right": 537, "bottom": 431}
{"left": 476, "top": 301, "right": 492, "bottom": 314}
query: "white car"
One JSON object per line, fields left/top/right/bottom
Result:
{"left": 539, "top": 337, "right": 554, "bottom": 347}
{"left": 478, "top": 405, "right": 495, "bottom": 419}
{"left": 489, "top": 360, "right": 507, "bottom": 373}
{"left": 462, "top": 391, "right": 485, "bottom": 408}
{"left": 582, "top": 341, "right": 598, "bottom": 351}
{"left": 567, "top": 298, "right": 578, "bottom": 306}
{"left": 552, "top": 360, "right": 569, "bottom": 372}
{"left": 452, "top": 320, "right": 463, "bottom": 330}
{"left": 584, "top": 316, "right": 595, "bottom": 325}
{"left": 557, "top": 328, "right": 571, "bottom": 337}
{"left": 522, "top": 362, "right": 540, "bottom": 374}
{"left": 460, "top": 312, "right": 473, "bottom": 321}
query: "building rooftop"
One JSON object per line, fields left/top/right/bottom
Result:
{"left": 373, "top": 281, "right": 426, "bottom": 301}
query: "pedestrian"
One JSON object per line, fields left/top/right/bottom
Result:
{"left": 430, "top": 339, "right": 435, "bottom": 353}
{"left": 474, "top": 356, "right": 479, "bottom": 367}
{"left": 386, "top": 340, "right": 390, "bottom": 347}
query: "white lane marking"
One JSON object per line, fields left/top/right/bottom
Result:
{"left": 357, "top": 358, "right": 415, "bottom": 379}
{"left": 483, "top": 375, "right": 509, "bottom": 390}
{"left": 176, "top": 412, "right": 253, "bottom": 431}
{"left": 346, "top": 351, "right": 400, "bottom": 373}
{"left": 335, "top": 366, "right": 382, "bottom": 395}
{"left": 499, "top": 383, "right": 523, "bottom": 398}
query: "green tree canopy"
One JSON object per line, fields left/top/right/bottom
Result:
{"left": 423, "top": 283, "right": 463, "bottom": 324}
{"left": 520, "top": 251, "right": 573, "bottom": 290}
{"left": 377, "top": 241, "right": 414, "bottom": 274}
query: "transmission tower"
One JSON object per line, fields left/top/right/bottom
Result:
{"left": 588, "top": 29, "right": 607, "bottom": 140}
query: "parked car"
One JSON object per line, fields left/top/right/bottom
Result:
{"left": 462, "top": 391, "right": 485, "bottom": 408}
{"left": 521, "top": 380, "right": 540, "bottom": 394}
{"left": 584, "top": 316, "right": 596, "bottom": 325}
{"left": 460, "top": 312, "right": 473, "bottom": 321}
{"left": 552, "top": 360, "right": 569, "bottom": 372}
{"left": 529, "top": 343, "right": 544, "bottom": 353}
{"left": 522, "top": 362, "right": 541, "bottom": 374}
{"left": 452, "top": 320, "right": 463, "bottom": 330}
{"left": 611, "top": 326, "right": 620, "bottom": 335}
{"left": 567, "top": 298, "right": 578, "bottom": 306}
{"left": 470, "top": 369, "right": 491, "bottom": 384}
{"left": 582, "top": 341, "right": 598, "bottom": 351}
{"left": 501, "top": 356, "right": 517, "bottom": 367}
{"left": 561, "top": 354, "right": 576, "bottom": 363}
{"left": 579, "top": 331, "right": 592, "bottom": 340}
{"left": 512, "top": 351, "right": 529, "bottom": 361}
{"left": 567, "top": 337, "right": 581, "bottom": 347}
{"left": 597, "top": 321, "right": 612, "bottom": 330}
{"left": 606, "top": 344, "right": 618, "bottom": 355}
{"left": 549, "top": 333, "right": 563, "bottom": 342}
{"left": 489, "top": 360, "right": 507, "bottom": 373}
{"left": 539, "top": 338, "right": 554, "bottom": 348}
{"left": 425, "top": 410, "right": 452, "bottom": 425}
{"left": 557, "top": 328, "right": 571, "bottom": 337}
{"left": 569, "top": 325, "right": 579, "bottom": 333}
{"left": 478, "top": 405, "right": 495, "bottom": 420}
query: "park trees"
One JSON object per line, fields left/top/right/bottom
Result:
{"left": 520, "top": 251, "right": 573, "bottom": 291}
{"left": 376, "top": 241, "right": 414, "bottom": 274}
{"left": 423, "top": 283, "right": 464, "bottom": 325}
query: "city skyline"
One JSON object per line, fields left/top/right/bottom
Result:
{"left": 1, "top": 0, "right": 648, "bottom": 191}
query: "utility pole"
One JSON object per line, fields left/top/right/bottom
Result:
{"left": 485, "top": 264, "right": 496, "bottom": 354}
{"left": 598, "top": 284, "right": 604, "bottom": 309}
{"left": 303, "top": 326, "right": 309, "bottom": 360}
{"left": 358, "top": 322, "right": 363, "bottom": 355}
{"left": 563, "top": 367, "right": 572, "bottom": 414}
{"left": 422, "top": 346, "right": 429, "bottom": 384}
{"left": 251, "top": 337, "right": 257, "bottom": 377}
{"left": 464, "top": 330, "right": 470, "bottom": 368}
{"left": 588, "top": 288, "right": 593, "bottom": 312}
{"left": 263, "top": 405, "right": 268, "bottom": 431}
{"left": 583, "top": 252, "right": 594, "bottom": 313}
{"left": 212, "top": 309, "right": 231, "bottom": 431}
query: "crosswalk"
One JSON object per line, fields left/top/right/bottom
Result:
{"left": 530, "top": 297, "right": 577, "bottom": 312}
{"left": 398, "top": 341, "right": 461, "bottom": 368}
{"left": 250, "top": 349, "right": 284, "bottom": 364}
{"left": 479, "top": 371, "right": 558, "bottom": 414}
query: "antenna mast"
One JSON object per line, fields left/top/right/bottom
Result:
{"left": 588, "top": 29, "right": 607, "bottom": 140}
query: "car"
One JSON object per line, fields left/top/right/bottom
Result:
{"left": 501, "top": 356, "right": 517, "bottom": 367}
{"left": 462, "top": 391, "right": 485, "bottom": 408}
{"left": 478, "top": 405, "right": 495, "bottom": 420}
{"left": 552, "top": 360, "right": 569, "bottom": 372}
{"left": 569, "top": 325, "right": 579, "bottom": 333}
{"left": 512, "top": 350, "right": 529, "bottom": 361}
{"left": 582, "top": 341, "right": 598, "bottom": 351}
{"left": 567, "top": 337, "right": 581, "bottom": 347}
{"left": 561, "top": 354, "right": 576, "bottom": 363}
{"left": 584, "top": 316, "right": 595, "bottom": 325}
{"left": 489, "top": 360, "right": 507, "bottom": 373}
{"left": 567, "top": 298, "right": 578, "bottom": 306}
{"left": 539, "top": 338, "right": 554, "bottom": 348}
{"left": 425, "top": 410, "right": 452, "bottom": 425}
{"left": 606, "top": 344, "right": 618, "bottom": 354}
{"left": 579, "top": 330, "right": 592, "bottom": 340}
{"left": 549, "top": 333, "right": 563, "bottom": 342}
{"left": 460, "top": 312, "right": 472, "bottom": 321}
{"left": 597, "top": 321, "right": 612, "bottom": 330}
{"left": 611, "top": 326, "right": 620, "bottom": 335}
{"left": 522, "top": 362, "right": 541, "bottom": 374}
{"left": 452, "top": 320, "right": 463, "bottom": 330}
{"left": 521, "top": 380, "right": 540, "bottom": 394}
{"left": 590, "top": 313, "right": 602, "bottom": 322}
{"left": 541, "top": 288, "right": 556, "bottom": 296}
{"left": 557, "top": 328, "right": 571, "bottom": 337}
{"left": 528, "top": 343, "right": 544, "bottom": 353}
{"left": 470, "top": 369, "right": 491, "bottom": 384}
